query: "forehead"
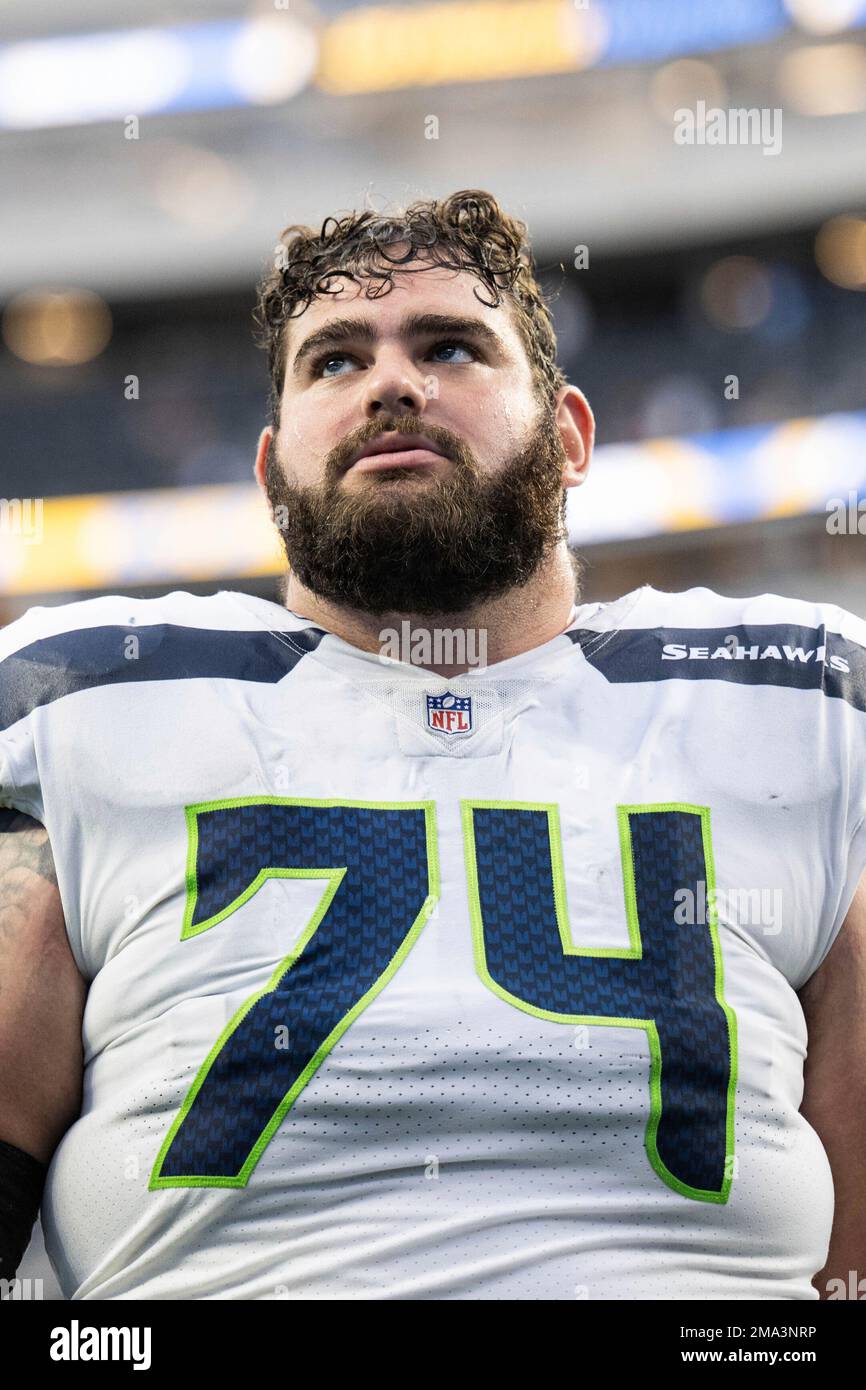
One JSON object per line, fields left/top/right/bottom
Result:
{"left": 284, "top": 257, "right": 523, "bottom": 356}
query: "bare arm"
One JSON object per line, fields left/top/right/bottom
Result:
{"left": 798, "top": 869, "right": 866, "bottom": 1299}
{"left": 0, "top": 808, "right": 86, "bottom": 1164}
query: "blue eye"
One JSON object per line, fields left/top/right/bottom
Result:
{"left": 431, "top": 341, "right": 475, "bottom": 364}
{"left": 312, "top": 340, "right": 477, "bottom": 378}
{"left": 318, "top": 354, "right": 352, "bottom": 378}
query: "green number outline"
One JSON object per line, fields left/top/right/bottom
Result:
{"left": 461, "top": 799, "right": 739, "bottom": 1204}
{"left": 149, "top": 796, "right": 440, "bottom": 1190}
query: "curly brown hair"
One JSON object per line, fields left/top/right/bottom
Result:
{"left": 253, "top": 188, "right": 566, "bottom": 427}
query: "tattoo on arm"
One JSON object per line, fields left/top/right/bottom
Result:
{"left": 0, "top": 810, "right": 60, "bottom": 955}
{"left": 0, "top": 810, "right": 58, "bottom": 887}
{"left": 0, "top": 809, "right": 83, "bottom": 1157}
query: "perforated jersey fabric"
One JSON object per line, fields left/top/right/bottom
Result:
{"left": 1, "top": 582, "right": 864, "bottom": 1299}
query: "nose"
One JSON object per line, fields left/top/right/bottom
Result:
{"left": 361, "top": 350, "right": 428, "bottom": 418}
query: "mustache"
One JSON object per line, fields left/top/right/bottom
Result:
{"left": 327, "top": 414, "right": 469, "bottom": 477}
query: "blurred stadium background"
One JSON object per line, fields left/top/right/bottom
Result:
{"left": 3, "top": 0, "right": 866, "bottom": 1298}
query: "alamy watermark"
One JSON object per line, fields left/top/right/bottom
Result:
{"left": 825, "top": 1270, "right": 866, "bottom": 1300}
{"left": 0, "top": 496, "right": 43, "bottom": 545}
{"left": 826, "top": 491, "right": 866, "bottom": 534}
{"left": 378, "top": 622, "right": 487, "bottom": 671}
{"left": 674, "top": 880, "right": 782, "bottom": 935}
{"left": 49, "top": 1320, "right": 151, "bottom": 1370}
{"left": 674, "top": 101, "right": 782, "bottom": 157}
{"left": 1, "top": 1277, "right": 44, "bottom": 1300}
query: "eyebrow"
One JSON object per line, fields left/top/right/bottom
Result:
{"left": 290, "top": 312, "right": 507, "bottom": 377}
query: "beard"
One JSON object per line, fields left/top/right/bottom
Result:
{"left": 263, "top": 399, "right": 571, "bottom": 617}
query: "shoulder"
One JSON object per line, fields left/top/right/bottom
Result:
{"left": 631, "top": 584, "right": 866, "bottom": 645}
{"left": 578, "top": 585, "right": 866, "bottom": 708}
{"left": 0, "top": 588, "right": 320, "bottom": 664}
{"left": 0, "top": 588, "right": 281, "bottom": 663}
{"left": 0, "top": 589, "right": 325, "bottom": 733}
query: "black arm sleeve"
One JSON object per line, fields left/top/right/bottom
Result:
{"left": 0, "top": 1139, "right": 46, "bottom": 1281}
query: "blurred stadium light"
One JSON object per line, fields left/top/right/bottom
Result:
{"left": 0, "top": 16, "right": 320, "bottom": 129}
{"left": 1, "top": 0, "right": 865, "bottom": 625}
{"left": 7, "top": 3, "right": 866, "bottom": 296}
{"left": 6, "top": 0, "right": 866, "bottom": 132}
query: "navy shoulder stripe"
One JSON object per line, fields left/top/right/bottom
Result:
{"left": 0, "top": 623, "right": 326, "bottom": 733}
{"left": 569, "top": 622, "right": 866, "bottom": 712}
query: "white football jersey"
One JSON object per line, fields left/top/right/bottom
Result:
{"left": 1, "top": 583, "right": 865, "bottom": 1301}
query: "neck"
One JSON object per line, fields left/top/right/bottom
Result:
{"left": 281, "top": 546, "right": 580, "bottom": 677}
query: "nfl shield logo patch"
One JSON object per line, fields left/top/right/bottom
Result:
{"left": 426, "top": 691, "right": 472, "bottom": 735}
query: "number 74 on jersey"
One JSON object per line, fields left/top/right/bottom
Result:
{"left": 149, "top": 796, "right": 737, "bottom": 1204}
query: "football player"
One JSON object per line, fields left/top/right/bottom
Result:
{"left": 1, "top": 189, "right": 864, "bottom": 1299}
